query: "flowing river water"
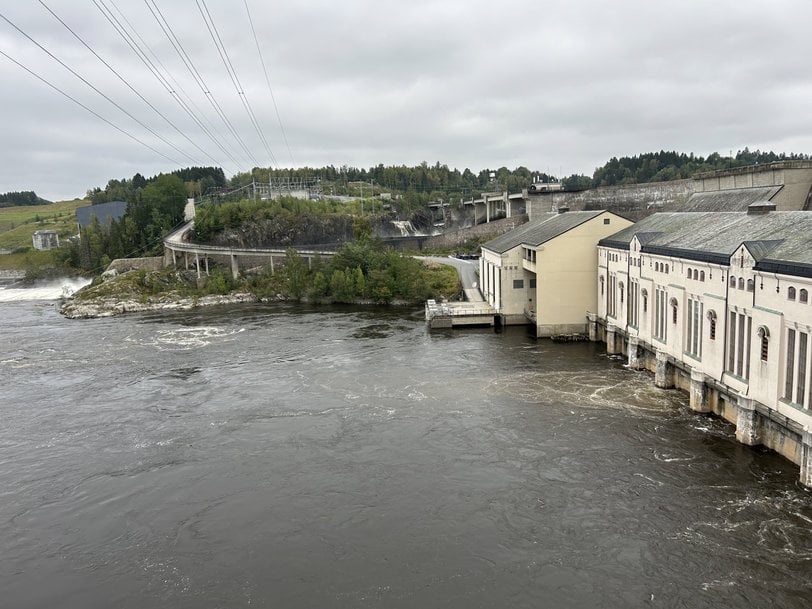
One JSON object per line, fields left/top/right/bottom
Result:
{"left": 1, "top": 289, "right": 810, "bottom": 608}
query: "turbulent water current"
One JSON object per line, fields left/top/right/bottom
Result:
{"left": 1, "top": 290, "right": 810, "bottom": 608}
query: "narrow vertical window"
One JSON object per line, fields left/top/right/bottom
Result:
{"left": 728, "top": 312, "right": 737, "bottom": 372}
{"left": 800, "top": 289, "right": 808, "bottom": 304}
{"left": 736, "top": 314, "right": 745, "bottom": 377}
{"left": 788, "top": 287, "right": 797, "bottom": 301}
{"left": 798, "top": 332, "right": 808, "bottom": 406}
{"left": 758, "top": 327, "right": 769, "bottom": 361}
{"left": 786, "top": 329, "right": 796, "bottom": 400}
{"left": 708, "top": 310, "right": 716, "bottom": 340}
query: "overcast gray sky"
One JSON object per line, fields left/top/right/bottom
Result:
{"left": 1, "top": 0, "right": 810, "bottom": 201}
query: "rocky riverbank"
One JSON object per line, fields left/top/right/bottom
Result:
{"left": 60, "top": 291, "right": 258, "bottom": 319}
{"left": 59, "top": 268, "right": 260, "bottom": 319}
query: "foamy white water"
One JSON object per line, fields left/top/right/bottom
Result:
{"left": 0, "top": 277, "right": 91, "bottom": 302}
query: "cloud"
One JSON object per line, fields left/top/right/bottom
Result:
{"left": 0, "top": 0, "right": 810, "bottom": 200}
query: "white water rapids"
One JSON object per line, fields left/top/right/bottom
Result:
{"left": 0, "top": 277, "right": 91, "bottom": 302}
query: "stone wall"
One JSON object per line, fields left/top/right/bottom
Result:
{"left": 527, "top": 180, "right": 695, "bottom": 221}
{"left": 106, "top": 256, "right": 165, "bottom": 274}
{"left": 421, "top": 215, "right": 528, "bottom": 251}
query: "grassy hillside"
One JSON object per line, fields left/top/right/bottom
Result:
{"left": 0, "top": 199, "right": 87, "bottom": 270}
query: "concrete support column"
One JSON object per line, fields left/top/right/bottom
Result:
{"left": 735, "top": 396, "right": 762, "bottom": 446}
{"left": 689, "top": 368, "right": 710, "bottom": 413}
{"left": 606, "top": 323, "right": 619, "bottom": 355}
{"left": 654, "top": 350, "right": 674, "bottom": 389}
{"left": 800, "top": 429, "right": 812, "bottom": 489}
{"left": 195, "top": 252, "right": 200, "bottom": 279}
{"left": 230, "top": 254, "right": 239, "bottom": 280}
{"left": 588, "top": 313, "right": 599, "bottom": 342}
{"left": 627, "top": 336, "right": 642, "bottom": 370}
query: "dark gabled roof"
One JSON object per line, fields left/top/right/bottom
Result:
{"left": 482, "top": 211, "right": 605, "bottom": 254}
{"left": 599, "top": 211, "right": 812, "bottom": 278}
{"left": 679, "top": 186, "right": 782, "bottom": 212}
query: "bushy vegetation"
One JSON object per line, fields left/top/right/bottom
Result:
{"left": 246, "top": 240, "right": 460, "bottom": 305}
{"left": 193, "top": 196, "right": 355, "bottom": 246}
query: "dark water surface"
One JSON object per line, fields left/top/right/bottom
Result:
{"left": 1, "top": 300, "right": 810, "bottom": 608}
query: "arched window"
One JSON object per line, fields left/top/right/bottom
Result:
{"left": 738, "top": 278, "right": 745, "bottom": 290}
{"left": 757, "top": 326, "right": 770, "bottom": 361}
{"left": 665, "top": 264, "right": 669, "bottom": 274}
{"left": 788, "top": 286, "right": 797, "bottom": 300}
{"left": 687, "top": 268, "right": 692, "bottom": 278}
{"left": 730, "top": 276, "right": 736, "bottom": 288}
{"left": 707, "top": 310, "right": 717, "bottom": 340}
{"left": 801, "top": 289, "right": 809, "bottom": 304}
{"left": 670, "top": 297, "right": 678, "bottom": 324}
{"left": 693, "top": 269, "right": 699, "bottom": 280}
{"left": 747, "top": 279, "right": 755, "bottom": 292}
{"left": 641, "top": 288, "right": 648, "bottom": 313}
{"left": 700, "top": 271, "right": 705, "bottom": 282}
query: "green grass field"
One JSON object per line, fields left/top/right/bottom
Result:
{"left": 0, "top": 199, "right": 87, "bottom": 270}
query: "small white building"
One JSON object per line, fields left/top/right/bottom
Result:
{"left": 32, "top": 230, "right": 59, "bottom": 251}
{"left": 596, "top": 204, "right": 812, "bottom": 487}
{"left": 480, "top": 209, "right": 633, "bottom": 337}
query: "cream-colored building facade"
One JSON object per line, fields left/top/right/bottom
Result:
{"left": 480, "top": 210, "right": 632, "bottom": 337}
{"left": 596, "top": 206, "right": 812, "bottom": 487}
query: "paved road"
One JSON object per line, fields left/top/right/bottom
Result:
{"left": 419, "top": 256, "right": 484, "bottom": 302}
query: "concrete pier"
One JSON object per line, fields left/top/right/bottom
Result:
{"left": 654, "top": 350, "right": 674, "bottom": 389}
{"left": 689, "top": 369, "right": 710, "bottom": 413}
{"left": 627, "top": 336, "right": 642, "bottom": 370}
{"left": 735, "top": 396, "right": 762, "bottom": 446}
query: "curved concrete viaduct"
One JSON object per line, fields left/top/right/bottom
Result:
{"left": 163, "top": 221, "right": 335, "bottom": 279}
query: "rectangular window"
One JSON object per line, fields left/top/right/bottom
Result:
{"left": 513, "top": 279, "right": 524, "bottom": 289}
{"left": 686, "top": 298, "right": 703, "bottom": 357}
{"left": 728, "top": 312, "right": 737, "bottom": 372}
{"left": 786, "top": 329, "right": 796, "bottom": 400}
{"left": 744, "top": 316, "right": 751, "bottom": 380}
{"left": 798, "top": 332, "right": 808, "bottom": 406}
{"left": 529, "top": 278, "right": 536, "bottom": 289}
{"left": 736, "top": 314, "right": 745, "bottom": 377}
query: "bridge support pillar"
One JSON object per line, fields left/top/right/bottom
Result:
{"left": 195, "top": 252, "right": 201, "bottom": 279}
{"left": 231, "top": 254, "right": 239, "bottom": 280}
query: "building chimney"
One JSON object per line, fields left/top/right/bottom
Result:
{"left": 747, "top": 201, "right": 776, "bottom": 215}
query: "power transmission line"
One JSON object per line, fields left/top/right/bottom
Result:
{"left": 143, "top": 0, "right": 261, "bottom": 168}
{"left": 93, "top": 0, "right": 242, "bottom": 171}
{"left": 0, "top": 48, "right": 180, "bottom": 165}
{"left": 38, "top": 0, "right": 221, "bottom": 168}
{"left": 196, "top": 0, "right": 278, "bottom": 168}
{"left": 0, "top": 9, "right": 199, "bottom": 165}
{"left": 243, "top": 0, "right": 295, "bottom": 166}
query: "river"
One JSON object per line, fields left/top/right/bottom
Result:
{"left": 1, "top": 288, "right": 810, "bottom": 608}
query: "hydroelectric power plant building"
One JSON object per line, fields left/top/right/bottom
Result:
{"left": 474, "top": 161, "right": 812, "bottom": 487}
{"left": 595, "top": 205, "right": 812, "bottom": 487}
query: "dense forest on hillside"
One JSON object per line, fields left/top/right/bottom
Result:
{"left": 584, "top": 149, "right": 810, "bottom": 188}
{"left": 0, "top": 191, "right": 50, "bottom": 207}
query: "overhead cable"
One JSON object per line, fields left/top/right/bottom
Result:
{"left": 0, "top": 48, "right": 181, "bottom": 165}
{"left": 0, "top": 9, "right": 197, "bottom": 165}
{"left": 243, "top": 0, "right": 295, "bottom": 166}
